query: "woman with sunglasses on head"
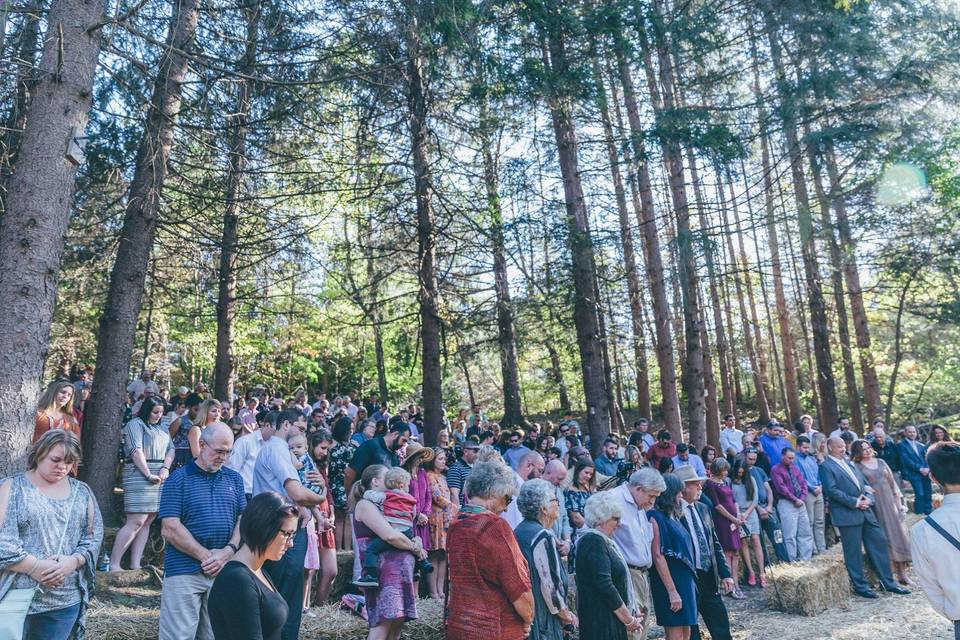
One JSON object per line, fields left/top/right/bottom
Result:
{"left": 208, "top": 492, "right": 299, "bottom": 640}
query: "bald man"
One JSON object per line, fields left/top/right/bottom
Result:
{"left": 503, "top": 452, "right": 546, "bottom": 530}
{"left": 819, "top": 436, "right": 909, "bottom": 598}
{"left": 543, "top": 460, "right": 572, "bottom": 555}
{"left": 159, "top": 423, "right": 245, "bottom": 640}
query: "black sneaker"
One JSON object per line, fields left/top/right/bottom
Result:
{"left": 353, "top": 573, "right": 379, "bottom": 588}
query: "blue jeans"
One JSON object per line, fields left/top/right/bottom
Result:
{"left": 24, "top": 602, "right": 81, "bottom": 640}
{"left": 907, "top": 472, "right": 933, "bottom": 515}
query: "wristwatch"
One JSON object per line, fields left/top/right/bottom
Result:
{"left": 226, "top": 543, "right": 239, "bottom": 553}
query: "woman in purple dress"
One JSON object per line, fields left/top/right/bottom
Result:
{"left": 351, "top": 464, "right": 424, "bottom": 639}
{"left": 402, "top": 443, "right": 434, "bottom": 561}
{"left": 703, "top": 458, "right": 745, "bottom": 599}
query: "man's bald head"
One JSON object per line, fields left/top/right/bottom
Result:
{"left": 198, "top": 422, "right": 235, "bottom": 472}
{"left": 518, "top": 451, "right": 546, "bottom": 480}
{"left": 826, "top": 436, "right": 846, "bottom": 457}
{"left": 543, "top": 459, "right": 567, "bottom": 486}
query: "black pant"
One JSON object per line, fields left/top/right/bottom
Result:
{"left": 837, "top": 519, "right": 895, "bottom": 592}
{"left": 264, "top": 525, "right": 307, "bottom": 640}
{"left": 759, "top": 510, "right": 790, "bottom": 564}
{"left": 363, "top": 527, "right": 414, "bottom": 571}
{"left": 690, "top": 568, "right": 732, "bottom": 640}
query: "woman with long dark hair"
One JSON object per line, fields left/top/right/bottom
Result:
{"left": 308, "top": 430, "right": 338, "bottom": 605}
{"left": 110, "top": 397, "right": 175, "bottom": 571}
{"left": 329, "top": 417, "right": 355, "bottom": 550}
{"left": 731, "top": 457, "right": 764, "bottom": 587}
{"left": 647, "top": 474, "right": 697, "bottom": 640}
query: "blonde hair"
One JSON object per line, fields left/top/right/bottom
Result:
{"left": 287, "top": 433, "right": 307, "bottom": 448}
{"left": 28, "top": 429, "right": 82, "bottom": 469}
{"left": 195, "top": 398, "right": 221, "bottom": 427}
{"left": 384, "top": 466, "right": 411, "bottom": 490}
{"left": 37, "top": 380, "right": 75, "bottom": 416}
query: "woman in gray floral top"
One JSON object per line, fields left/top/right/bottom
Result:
{"left": 0, "top": 429, "right": 103, "bottom": 640}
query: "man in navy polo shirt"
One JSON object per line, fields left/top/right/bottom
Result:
{"left": 253, "top": 409, "right": 324, "bottom": 640}
{"left": 158, "top": 423, "right": 244, "bottom": 640}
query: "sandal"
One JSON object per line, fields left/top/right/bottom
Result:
{"left": 747, "top": 574, "right": 756, "bottom": 586}
{"left": 759, "top": 575, "right": 768, "bottom": 587}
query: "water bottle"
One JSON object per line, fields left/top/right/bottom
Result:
{"left": 98, "top": 551, "right": 110, "bottom": 572}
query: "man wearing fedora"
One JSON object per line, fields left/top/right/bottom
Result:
{"left": 675, "top": 465, "right": 735, "bottom": 640}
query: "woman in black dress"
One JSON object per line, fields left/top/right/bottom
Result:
{"left": 208, "top": 492, "right": 299, "bottom": 640}
{"left": 574, "top": 491, "right": 645, "bottom": 640}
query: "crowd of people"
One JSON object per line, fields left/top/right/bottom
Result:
{"left": 2, "top": 368, "right": 959, "bottom": 640}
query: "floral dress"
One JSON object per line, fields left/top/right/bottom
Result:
{"left": 329, "top": 442, "right": 354, "bottom": 511}
{"left": 427, "top": 470, "right": 454, "bottom": 550}
{"left": 564, "top": 488, "right": 592, "bottom": 573}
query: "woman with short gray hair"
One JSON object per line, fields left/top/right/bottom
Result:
{"left": 575, "top": 492, "right": 643, "bottom": 639}
{"left": 514, "top": 480, "right": 577, "bottom": 639}
{"left": 446, "top": 463, "right": 533, "bottom": 639}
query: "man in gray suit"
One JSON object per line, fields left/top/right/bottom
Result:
{"left": 819, "top": 436, "right": 911, "bottom": 598}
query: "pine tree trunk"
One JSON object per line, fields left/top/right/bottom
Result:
{"left": 214, "top": 0, "right": 260, "bottom": 403}
{"left": 609, "top": 38, "right": 681, "bottom": 436}
{"left": 808, "top": 142, "right": 864, "bottom": 433}
{"left": 0, "top": 0, "right": 109, "bottom": 476}
{"left": 81, "top": 0, "right": 201, "bottom": 517}
{"left": 483, "top": 134, "right": 524, "bottom": 428}
{"left": 0, "top": 0, "right": 42, "bottom": 199}
{"left": 698, "top": 288, "right": 721, "bottom": 448}
{"left": 765, "top": 12, "right": 839, "bottom": 430}
{"left": 825, "top": 142, "right": 883, "bottom": 424}
{"left": 540, "top": 25, "right": 610, "bottom": 452}
{"left": 719, "top": 171, "right": 771, "bottom": 422}
{"left": 404, "top": 19, "right": 443, "bottom": 446}
{"left": 593, "top": 54, "right": 652, "bottom": 422}
{"left": 750, "top": 32, "right": 801, "bottom": 423}
{"left": 639, "top": 8, "right": 706, "bottom": 445}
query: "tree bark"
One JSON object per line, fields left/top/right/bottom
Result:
{"left": 404, "top": 13, "right": 443, "bottom": 446}
{"left": 539, "top": 21, "right": 610, "bottom": 453}
{"left": 0, "top": 0, "right": 110, "bottom": 475}
{"left": 81, "top": 0, "right": 202, "bottom": 517}
{"left": 214, "top": 0, "right": 260, "bottom": 403}
{"left": 608, "top": 23, "right": 681, "bottom": 436}
{"left": 884, "top": 270, "right": 917, "bottom": 427}
{"left": 825, "top": 142, "right": 883, "bottom": 424}
{"left": 0, "top": 0, "right": 42, "bottom": 200}
{"left": 698, "top": 288, "right": 720, "bottom": 448}
{"left": 639, "top": 6, "right": 706, "bottom": 445}
{"left": 750, "top": 31, "right": 801, "bottom": 423}
{"left": 593, "top": 53, "right": 652, "bottom": 422}
{"left": 719, "top": 170, "right": 771, "bottom": 422}
{"left": 808, "top": 140, "right": 864, "bottom": 433}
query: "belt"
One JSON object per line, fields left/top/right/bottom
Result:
{"left": 627, "top": 564, "right": 649, "bottom": 572}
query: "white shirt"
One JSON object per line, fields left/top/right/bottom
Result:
{"left": 719, "top": 427, "right": 744, "bottom": 456}
{"left": 611, "top": 483, "right": 653, "bottom": 568}
{"left": 680, "top": 498, "right": 708, "bottom": 570}
{"left": 912, "top": 493, "right": 960, "bottom": 621}
{"left": 226, "top": 430, "right": 265, "bottom": 494}
{"left": 127, "top": 378, "right": 160, "bottom": 400}
{"left": 345, "top": 402, "right": 359, "bottom": 419}
{"left": 502, "top": 471, "right": 525, "bottom": 530}
{"left": 827, "top": 455, "right": 862, "bottom": 489}
{"left": 829, "top": 428, "right": 850, "bottom": 439}
{"left": 252, "top": 434, "right": 299, "bottom": 499}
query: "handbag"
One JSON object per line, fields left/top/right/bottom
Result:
{"left": 0, "top": 481, "right": 79, "bottom": 640}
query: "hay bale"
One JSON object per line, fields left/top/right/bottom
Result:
{"left": 765, "top": 546, "right": 851, "bottom": 616}
{"left": 301, "top": 596, "right": 445, "bottom": 639}
{"left": 86, "top": 601, "right": 159, "bottom": 640}
{"left": 96, "top": 568, "right": 159, "bottom": 590}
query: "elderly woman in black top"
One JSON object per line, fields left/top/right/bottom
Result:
{"left": 514, "top": 479, "right": 577, "bottom": 640}
{"left": 208, "top": 492, "right": 299, "bottom": 640}
{"left": 574, "top": 491, "right": 644, "bottom": 640}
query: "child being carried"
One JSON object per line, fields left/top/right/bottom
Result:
{"left": 353, "top": 466, "right": 433, "bottom": 588}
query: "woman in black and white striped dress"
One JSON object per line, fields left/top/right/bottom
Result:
{"left": 109, "top": 398, "right": 175, "bottom": 571}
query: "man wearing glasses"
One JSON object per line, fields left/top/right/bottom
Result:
{"left": 158, "top": 422, "right": 246, "bottom": 640}
{"left": 503, "top": 429, "right": 533, "bottom": 471}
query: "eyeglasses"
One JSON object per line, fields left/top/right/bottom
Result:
{"left": 211, "top": 448, "right": 233, "bottom": 457}
{"left": 278, "top": 528, "right": 297, "bottom": 541}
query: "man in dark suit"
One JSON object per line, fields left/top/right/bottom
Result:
{"left": 819, "top": 436, "right": 911, "bottom": 598}
{"left": 897, "top": 425, "right": 933, "bottom": 514}
{"left": 676, "top": 465, "right": 735, "bottom": 640}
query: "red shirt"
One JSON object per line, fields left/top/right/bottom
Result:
{"left": 446, "top": 509, "right": 531, "bottom": 640}
{"left": 645, "top": 441, "right": 677, "bottom": 470}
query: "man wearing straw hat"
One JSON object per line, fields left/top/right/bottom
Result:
{"left": 675, "top": 465, "right": 735, "bottom": 640}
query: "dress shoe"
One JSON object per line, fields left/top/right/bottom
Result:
{"left": 881, "top": 584, "right": 911, "bottom": 595}
{"left": 854, "top": 589, "right": 879, "bottom": 599}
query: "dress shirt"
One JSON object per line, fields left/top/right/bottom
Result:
{"left": 912, "top": 493, "right": 960, "bottom": 621}
{"left": 502, "top": 471, "right": 525, "bottom": 529}
{"left": 826, "top": 455, "right": 862, "bottom": 489}
{"left": 252, "top": 434, "right": 299, "bottom": 499}
{"left": 594, "top": 454, "right": 624, "bottom": 477}
{"left": 719, "top": 428, "right": 744, "bottom": 456}
{"left": 550, "top": 485, "right": 572, "bottom": 542}
{"left": 611, "top": 483, "right": 652, "bottom": 568}
{"left": 672, "top": 453, "right": 707, "bottom": 478}
{"left": 759, "top": 434, "right": 791, "bottom": 467}
{"left": 795, "top": 452, "right": 821, "bottom": 489}
{"left": 503, "top": 445, "right": 533, "bottom": 471}
{"left": 226, "top": 429, "right": 265, "bottom": 494}
{"left": 829, "top": 428, "right": 851, "bottom": 440}
{"left": 770, "top": 462, "right": 808, "bottom": 502}
{"left": 680, "top": 497, "right": 710, "bottom": 571}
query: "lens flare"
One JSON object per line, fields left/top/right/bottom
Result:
{"left": 876, "top": 162, "right": 928, "bottom": 206}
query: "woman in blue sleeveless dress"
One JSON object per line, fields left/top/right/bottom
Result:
{"left": 646, "top": 473, "right": 698, "bottom": 639}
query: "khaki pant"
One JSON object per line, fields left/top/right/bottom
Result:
{"left": 628, "top": 566, "right": 652, "bottom": 640}
{"left": 159, "top": 573, "right": 215, "bottom": 640}
{"left": 804, "top": 490, "right": 826, "bottom": 554}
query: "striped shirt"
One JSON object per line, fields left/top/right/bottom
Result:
{"left": 446, "top": 460, "right": 472, "bottom": 506}
{"left": 158, "top": 461, "right": 246, "bottom": 578}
